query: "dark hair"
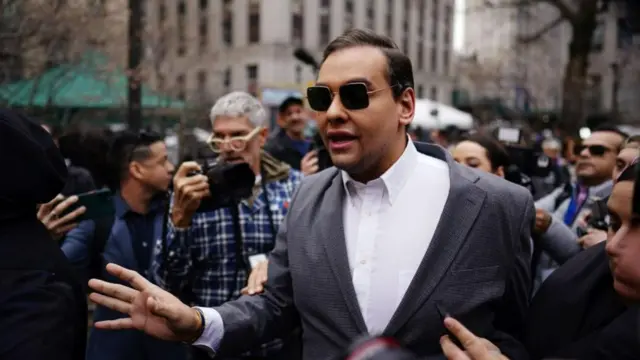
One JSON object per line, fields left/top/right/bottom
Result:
{"left": 278, "top": 97, "right": 304, "bottom": 114}
{"left": 617, "top": 160, "right": 638, "bottom": 183}
{"left": 593, "top": 125, "right": 629, "bottom": 141}
{"left": 462, "top": 133, "right": 511, "bottom": 171}
{"left": 58, "top": 126, "right": 114, "bottom": 189}
{"left": 322, "top": 28, "right": 414, "bottom": 99}
{"left": 108, "top": 130, "right": 163, "bottom": 188}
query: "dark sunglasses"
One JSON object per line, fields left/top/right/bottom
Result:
{"left": 306, "top": 82, "right": 398, "bottom": 111}
{"left": 574, "top": 144, "right": 612, "bottom": 157}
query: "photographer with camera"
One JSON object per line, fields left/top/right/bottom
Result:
{"left": 152, "top": 92, "right": 303, "bottom": 360}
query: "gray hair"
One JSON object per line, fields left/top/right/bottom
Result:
{"left": 209, "top": 91, "right": 267, "bottom": 128}
{"left": 542, "top": 138, "right": 561, "bottom": 150}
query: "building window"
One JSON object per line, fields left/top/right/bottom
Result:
{"left": 223, "top": 68, "right": 232, "bottom": 92}
{"left": 177, "top": 1, "right": 186, "bottom": 56}
{"left": 319, "top": 0, "right": 331, "bottom": 47}
{"left": 345, "top": 0, "right": 354, "bottom": 30}
{"left": 430, "top": 47, "right": 437, "bottom": 73}
{"left": 295, "top": 64, "right": 302, "bottom": 84}
{"left": 385, "top": 0, "right": 393, "bottom": 36}
{"left": 443, "top": 49, "right": 450, "bottom": 75}
{"left": 402, "top": 0, "right": 410, "bottom": 53}
{"left": 585, "top": 74, "right": 602, "bottom": 112}
{"left": 430, "top": 86, "right": 437, "bottom": 101}
{"left": 199, "top": 0, "right": 208, "bottom": 54}
{"left": 248, "top": 0, "right": 260, "bottom": 44}
{"left": 176, "top": 74, "right": 185, "bottom": 100}
{"left": 365, "top": 0, "right": 375, "bottom": 30}
{"left": 417, "top": 45, "right": 424, "bottom": 70}
{"left": 291, "top": 0, "right": 304, "bottom": 45}
{"left": 197, "top": 70, "right": 207, "bottom": 97}
{"left": 223, "top": 0, "right": 233, "bottom": 46}
{"left": 417, "top": 85, "right": 424, "bottom": 98}
{"left": 246, "top": 64, "right": 259, "bottom": 96}
{"left": 443, "top": 3, "right": 452, "bottom": 46}
{"left": 157, "top": 74, "right": 165, "bottom": 91}
{"left": 431, "top": 0, "right": 439, "bottom": 43}
{"left": 418, "top": 0, "right": 425, "bottom": 36}
{"left": 158, "top": 2, "right": 166, "bottom": 24}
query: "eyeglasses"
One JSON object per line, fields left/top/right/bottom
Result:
{"left": 306, "top": 82, "right": 398, "bottom": 112}
{"left": 574, "top": 144, "right": 612, "bottom": 157}
{"left": 207, "top": 126, "right": 262, "bottom": 153}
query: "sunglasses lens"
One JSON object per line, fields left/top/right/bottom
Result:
{"left": 339, "top": 83, "right": 370, "bottom": 110}
{"left": 307, "top": 87, "right": 332, "bottom": 111}
{"left": 590, "top": 145, "right": 607, "bottom": 156}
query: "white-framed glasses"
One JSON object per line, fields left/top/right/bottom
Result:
{"left": 207, "top": 126, "right": 263, "bottom": 153}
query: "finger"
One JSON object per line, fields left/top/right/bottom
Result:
{"left": 53, "top": 222, "right": 79, "bottom": 236}
{"left": 309, "top": 165, "right": 319, "bottom": 174}
{"left": 53, "top": 195, "right": 79, "bottom": 214}
{"left": 105, "top": 263, "right": 153, "bottom": 291}
{"left": 175, "top": 161, "right": 202, "bottom": 178}
{"left": 444, "top": 317, "right": 491, "bottom": 358}
{"left": 89, "top": 292, "right": 132, "bottom": 314}
{"left": 42, "top": 194, "right": 65, "bottom": 212}
{"left": 240, "top": 286, "right": 250, "bottom": 295}
{"left": 94, "top": 318, "right": 135, "bottom": 330}
{"left": 303, "top": 150, "right": 318, "bottom": 160}
{"left": 440, "top": 335, "right": 470, "bottom": 360}
{"left": 88, "top": 279, "right": 138, "bottom": 302}
{"left": 181, "top": 182, "right": 211, "bottom": 197}
{"left": 51, "top": 206, "right": 85, "bottom": 229}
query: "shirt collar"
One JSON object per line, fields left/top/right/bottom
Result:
{"left": 341, "top": 138, "right": 418, "bottom": 205}
{"left": 114, "top": 191, "right": 166, "bottom": 218}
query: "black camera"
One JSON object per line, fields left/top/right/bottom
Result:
{"left": 340, "top": 336, "right": 419, "bottom": 360}
{"left": 189, "top": 159, "right": 256, "bottom": 212}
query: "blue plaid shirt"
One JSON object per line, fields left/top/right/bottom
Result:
{"left": 152, "top": 169, "right": 302, "bottom": 357}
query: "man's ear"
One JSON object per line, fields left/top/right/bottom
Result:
{"left": 398, "top": 87, "right": 415, "bottom": 128}
{"left": 258, "top": 127, "right": 269, "bottom": 147}
{"left": 129, "top": 161, "right": 144, "bottom": 181}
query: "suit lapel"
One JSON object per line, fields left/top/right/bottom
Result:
{"left": 384, "top": 143, "right": 486, "bottom": 336}
{"left": 319, "top": 172, "right": 368, "bottom": 334}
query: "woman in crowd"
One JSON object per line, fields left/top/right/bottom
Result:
{"left": 451, "top": 133, "right": 510, "bottom": 178}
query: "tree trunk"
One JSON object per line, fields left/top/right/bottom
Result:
{"left": 560, "top": 4, "right": 598, "bottom": 136}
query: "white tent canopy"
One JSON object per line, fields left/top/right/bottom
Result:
{"left": 412, "top": 98, "right": 474, "bottom": 130}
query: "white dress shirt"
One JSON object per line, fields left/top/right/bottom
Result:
{"left": 194, "top": 140, "right": 450, "bottom": 353}
{"left": 342, "top": 140, "right": 450, "bottom": 334}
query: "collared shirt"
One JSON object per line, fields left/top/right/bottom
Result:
{"left": 152, "top": 169, "right": 302, "bottom": 357}
{"left": 120, "top": 195, "right": 165, "bottom": 278}
{"left": 342, "top": 140, "right": 450, "bottom": 334}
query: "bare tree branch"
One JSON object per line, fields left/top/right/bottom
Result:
{"left": 516, "top": 15, "right": 564, "bottom": 44}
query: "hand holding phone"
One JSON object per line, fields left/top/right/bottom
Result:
{"left": 60, "top": 189, "right": 115, "bottom": 222}
{"left": 37, "top": 194, "right": 86, "bottom": 240}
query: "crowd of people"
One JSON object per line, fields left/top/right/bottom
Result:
{"left": 2, "top": 28, "right": 640, "bottom": 360}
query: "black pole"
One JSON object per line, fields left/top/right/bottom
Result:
{"left": 127, "top": 0, "right": 143, "bottom": 131}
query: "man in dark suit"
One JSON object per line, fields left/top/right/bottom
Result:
{"left": 0, "top": 110, "right": 87, "bottom": 360}
{"left": 87, "top": 29, "right": 533, "bottom": 360}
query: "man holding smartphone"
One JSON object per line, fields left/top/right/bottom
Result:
{"left": 58, "top": 131, "right": 188, "bottom": 360}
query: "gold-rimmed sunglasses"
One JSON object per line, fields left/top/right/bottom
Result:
{"left": 207, "top": 126, "right": 263, "bottom": 153}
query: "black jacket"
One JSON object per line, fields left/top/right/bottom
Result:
{"left": 0, "top": 109, "right": 87, "bottom": 360}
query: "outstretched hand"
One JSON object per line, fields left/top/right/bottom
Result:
{"left": 440, "top": 317, "right": 509, "bottom": 360}
{"left": 88, "top": 263, "right": 202, "bottom": 343}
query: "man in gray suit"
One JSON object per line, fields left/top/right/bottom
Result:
{"left": 87, "top": 29, "right": 534, "bottom": 360}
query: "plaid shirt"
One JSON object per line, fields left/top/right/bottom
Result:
{"left": 152, "top": 168, "right": 302, "bottom": 358}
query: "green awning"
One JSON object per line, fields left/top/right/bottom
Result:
{"left": 0, "top": 51, "right": 185, "bottom": 109}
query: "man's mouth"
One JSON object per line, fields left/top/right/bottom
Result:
{"left": 327, "top": 132, "right": 358, "bottom": 151}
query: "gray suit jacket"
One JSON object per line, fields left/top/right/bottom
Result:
{"left": 215, "top": 142, "right": 534, "bottom": 360}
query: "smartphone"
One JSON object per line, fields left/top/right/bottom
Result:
{"left": 61, "top": 189, "right": 115, "bottom": 222}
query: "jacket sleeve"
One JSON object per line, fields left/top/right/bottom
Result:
{"left": 538, "top": 215, "right": 582, "bottom": 264}
{"left": 60, "top": 220, "right": 95, "bottom": 270}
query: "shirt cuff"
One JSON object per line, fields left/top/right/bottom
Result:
{"left": 192, "top": 307, "right": 225, "bottom": 358}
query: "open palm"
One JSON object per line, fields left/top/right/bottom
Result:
{"left": 89, "top": 263, "right": 201, "bottom": 342}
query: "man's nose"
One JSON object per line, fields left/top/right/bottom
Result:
{"left": 325, "top": 95, "right": 347, "bottom": 122}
